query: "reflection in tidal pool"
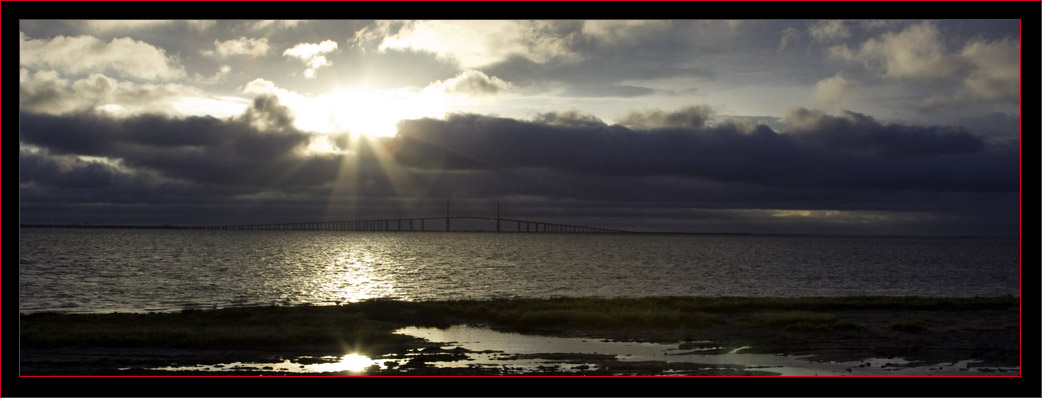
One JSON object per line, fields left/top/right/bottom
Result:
{"left": 153, "top": 353, "right": 384, "bottom": 374}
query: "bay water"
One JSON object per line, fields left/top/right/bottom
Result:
{"left": 19, "top": 229, "right": 1020, "bottom": 314}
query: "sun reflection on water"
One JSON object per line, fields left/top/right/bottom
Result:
{"left": 308, "top": 353, "right": 381, "bottom": 373}
{"left": 151, "top": 353, "right": 384, "bottom": 374}
{"left": 314, "top": 252, "right": 398, "bottom": 304}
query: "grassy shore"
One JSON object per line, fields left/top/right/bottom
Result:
{"left": 20, "top": 296, "right": 1020, "bottom": 375}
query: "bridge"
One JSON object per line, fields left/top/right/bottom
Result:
{"left": 185, "top": 201, "right": 629, "bottom": 233}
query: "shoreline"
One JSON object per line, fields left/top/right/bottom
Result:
{"left": 20, "top": 296, "right": 1020, "bottom": 376}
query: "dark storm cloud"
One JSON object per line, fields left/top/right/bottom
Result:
{"left": 785, "top": 108, "right": 984, "bottom": 157}
{"left": 350, "top": 168, "right": 1018, "bottom": 235}
{"left": 954, "top": 112, "right": 1021, "bottom": 138}
{"left": 20, "top": 95, "right": 340, "bottom": 188}
{"left": 19, "top": 150, "right": 257, "bottom": 202}
{"left": 21, "top": 151, "right": 135, "bottom": 190}
{"left": 394, "top": 111, "right": 1017, "bottom": 193}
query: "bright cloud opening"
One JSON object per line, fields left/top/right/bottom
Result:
{"left": 244, "top": 78, "right": 459, "bottom": 138}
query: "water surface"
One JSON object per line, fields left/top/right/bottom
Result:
{"left": 20, "top": 229, "right": 1020, "bottom": 313}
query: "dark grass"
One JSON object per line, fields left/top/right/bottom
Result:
{"left": 20, "top": 305, "right": 412, "bottom": 352}
{"left": 21, "top": 296, "right": 1018, "bottom": 349}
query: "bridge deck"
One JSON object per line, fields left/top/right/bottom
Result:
{"left": 192, "top": 216, "right": 627, "bottom": 233}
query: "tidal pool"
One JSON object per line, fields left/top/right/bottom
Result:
{"left": 391, "top": 325, "right": 1019, "bottom": 376}
{"left": 151, "top": 325, "right": 1019, "bottom": 376}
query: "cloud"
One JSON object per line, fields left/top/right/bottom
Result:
{"left": 784, "top": 108, "right": 985, "bottom": 157}
{"left": 531, "top": 110, "right": 606, "bottom": 128}
{"left": 19, "top": 95, "right": 341, "bottom": 188}
{"left": 392, "top": 110, "right": 1015, "bottom": 193}
{"left": 357, "top": 21, "right": 581, "bottom": 68}
{"left": 617, "top": 105, "right": 714, "bottom": 129}
{"left": 918, "top": 37, "right": 1018, "bottom": 111}
{"left": 195, "top": 65, "right": 233, "bottom": 84}
{"left": 959, "top": 39, "right": 1019, "bottom": 99}
{"left": 352, "top": 20, "right": 723, "bottom": 95}
{"left": 829, "top": 22, "right": 1019, "bottom": 110}
{"left": 205, "top": 37, "right": 270, "bottom": 57}
{"left": 954, "top": 112, "right": 1020, "bottom": 137}
{"left": 282, "top": 40, "right": 338, "bottom": 78}
{"left": 237, "top": 94, "right": 297, "bottom": 132}
{"left": 809, "top": 21, "right": 850, "bottom": 43}
{"left": 812, "top": 74, "right": 853, "bottom": 108}
{"left": 427, "top": 69, "right": 513, "bottom": 96}
{"left": 20, "top": 33, "right": 187, "bottom": 81}
{"left": 19, "top": 68, "right": 209, "bottom": 115}
{"left": 21, "top": 150, "right": 165, "bottom": 192}
{"left": 778, "top": 27, "right": 801, "bottom": 50}
{"left": 830, "top": 22, "right": 955, "bottom": 81}
{"left": 19, "top": 100, "right": 1018, "bottom": 234}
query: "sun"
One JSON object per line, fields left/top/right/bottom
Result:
{"left": 290, "top": 86, "right": 450, "bottom": 139}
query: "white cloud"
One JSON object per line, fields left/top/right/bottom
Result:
{"left": 205, "top": 37, "right": 271, "bottom": 57}
{"left": 830, "top": 22, "right": 955, "bottom": 81}
{"left": 426, "top": 70, "right": 514, "bottom": 96}
{"left": 809, "top": 21, "right": 850, "bottom": 43}
{"left": 282, "top": 40, "right": 338, "bottom": 78}
{"left": 831, "top": 22, "right": 1019, "bottom": 109}
{"left": 958, "top": 38, "right": 1019, "bottom": 101}
{"left": 812, "top": 74, "right": 853, "bottom": 108}
{"left": 20, "top": 33, "right": 187, "bottom": 81}
{"left": 356, "top": 21, "right": 580, "bottom": 68}
{"left": 19, "top": 68, "right": 231, "bottom": 116}
{"left": 920, "top": 38, "right": 1020, "bottom": 110}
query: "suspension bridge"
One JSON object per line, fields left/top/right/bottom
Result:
{"left": 26, "top": 201, "right": 630, "bottom": 233}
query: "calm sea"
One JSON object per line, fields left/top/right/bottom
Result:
{"left": 19, "top": 229, "right": 1020, "bottom": 314}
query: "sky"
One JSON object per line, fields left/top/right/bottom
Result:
{"left": 18, "top": 19, "right": 1021, "bottom": 236}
